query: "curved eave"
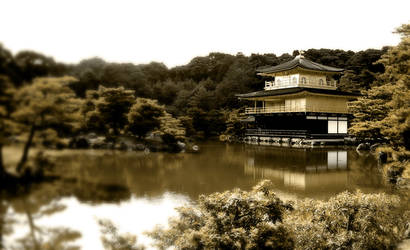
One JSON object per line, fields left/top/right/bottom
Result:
{"left": 256, "top": 57, "right": 344, "bottom": 76}
{"left": 256, "top": 65, "right": 345, "bottom": 76}
{"left": 236, "top": 88, "right": 361, "bottom": 100}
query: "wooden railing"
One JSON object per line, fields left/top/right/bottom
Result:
{"left": 264, "top": 80, "right": 337, "bottom": 90}
{"left": 246, "top": 129, "right": 308, "bottom": 136}
{"left": 245, "top": 105, "right": 349, "bottom": 114}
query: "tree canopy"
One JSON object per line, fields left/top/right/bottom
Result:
{"left": 84, "top": 86, "right": 135, "bottom": 135}
{"left": 349, "top": 24, "right": 410, "bottom": 149}
{"left": 3, "top": 76, "right": 82, "bottom": 173}
{"left": 127, "top": 98, "right": 164, "bottom": 138}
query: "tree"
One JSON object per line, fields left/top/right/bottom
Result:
{"left": 14, "top": 51, "right": 67, "bottom": 83}
{"left": 0, "top": 44, "right": 22, "bottom": 85}
{"left": 348, "top": 84, "right": 393, "bottom": 141}
{"left": 127, "top": 98, "right": 164, "bottom": 138}
{"left": 69, "top": 57, "right": 106, "bottom": 97}
{"left": 148, "top": 180, "right": 294, "bottom": 249}
{"left": 221, "top": 109, "right": 246, "bottom": 140}
{"left": 188, "top": 83, "right": 215, "bottom": 111}
{"left": 338, "top": 49, "right": 387, "bottom": 91}
{"left": 140, "top": 62, "right": 169, "bottom": 84}
{"left": 349, "top": 24, "right": 410, "bottom": 149}
{"left": 187, "top": 108, "right": 226, "bottom": 138}
{"left": 11, "top": 76, "right": 82, "bottom": 173}
{"left": 156, "top": 111, "right": 186, "bottom": 140}
{"left": 0, "top": 75, "right": 15, "bottom": 177}
{"left": 100, "top": 64, "right": 151, "bottom": 97}
{"left": 84, "top": 86, "right": 135, "bottom": 135}
{"left": 151, "top": 80, "right": 178, "bottom": 105}
{"left": 215, "top": 55, "right": 262, "bottom": 109}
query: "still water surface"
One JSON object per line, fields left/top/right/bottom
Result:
{"left": 2, "top": 142, "right": 390, "bottom": 249}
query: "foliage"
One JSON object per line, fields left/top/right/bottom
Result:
{"left": 0, "top": 45, "right": 67, "bottom": 86}
{"left": 0, "top": 75, "right": 16, "bottom": 174}
{"left": 178, "top": 116, "right": 196, "bottom": 138}
{"left": 187, "top": 108, "right": 226, "bottom": 138}
{"left": 0, "top": 44, "right": 21, "bottom": 85}
{"left": 0, "top": 75, "right": 15, "bottom": 117}
{"left": 127, "top": 98, "right": 164, "bottom": 138}
{"left": 10, "top": 76, "right": 82, "bottom": 173}
{"left": 349, "top": 24, "right": 410, "bottom": 149}
{"left": 69, "top": 57, "right": 106, "bottom": 97}
{"left": 221, "top": 109, "right": 246, "bottom": 140}
{"left": 156, "top": 111, "right": 186, "bottom": 140}
{"left": 285, "top": 190, "right": 409, "bottom": 250}
{"left": 0, "top": 76, "right": 15, "bottom": 138}
{"left": 12, "top": 76, "right": 82, "bottom": 131}
{"left": 99, "top": 219, "right": 144, "bottom": 250}
{"left": 348, "top": 84, "right": 393, "bottom": 141}
{"left": 147, "top": 182, "right": 408, "bottom": 250}
{"left": 148, "top": 180, "right": 294, "bottom": 250}
{"left": 339, "top": 49, "right": 387, "bottom": 91}
{"left": 83, "top": 86, "right": 135, "bottom": 135}
{"left": 14, "top": 50, "right": 67, "bottom": 83}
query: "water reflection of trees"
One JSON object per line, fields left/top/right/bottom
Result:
{"left": 49, "top": 145, "right": 386, "bottom": 201}
{"left": 52, "top": 148, "right": 254, "bottom": 200}
{"left": 1, "top": 183, "right": 81, "bottom": 250}
{"left": 346, "top": 151, "right": 386, "bottom": 190}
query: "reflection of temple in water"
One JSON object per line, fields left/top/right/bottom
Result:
{"left": 244, "top": 148, "right": 349, "bottom": 193}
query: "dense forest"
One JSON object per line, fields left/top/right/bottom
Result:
{"left": 0, "top": 43, "right": 388, "bottom": 139}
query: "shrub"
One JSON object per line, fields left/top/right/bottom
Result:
{"left": 148, "top": 180, "right": 294, "bottom": 250}
{"left": 285, "top": 190, "right": 409, "bottom": 250}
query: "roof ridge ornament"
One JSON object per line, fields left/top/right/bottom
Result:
{"left": 297, "top": 50, "right": 305, "bottom": 59}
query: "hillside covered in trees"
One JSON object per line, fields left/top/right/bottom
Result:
{"left": 0, "top": 43, "right": 388, "bottom": 139}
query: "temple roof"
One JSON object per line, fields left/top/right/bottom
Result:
{"left": 236, "top": 87, "right": 360, "bottom": 99}
{"left": 257, "top": 55, "right": 344, "bottom": 74}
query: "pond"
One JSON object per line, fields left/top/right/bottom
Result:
{"left": 1, "top": 142, "right": 393, "bottom": 249}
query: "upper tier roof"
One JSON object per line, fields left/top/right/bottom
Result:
{"left": 257, "top": 55, "right": 344, "bottom": 74}
{"left": 236, "top": 87, "right": 360, "bottom": 99}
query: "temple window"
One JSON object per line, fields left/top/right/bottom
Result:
{"left": 292, "top": 77, "right": 297, "bottom": 84}
{"left": 319, "top": 79, "right": 324, "bottom": 85}
{"left": 301, "top": 77, "right": 306, "bottom": 84}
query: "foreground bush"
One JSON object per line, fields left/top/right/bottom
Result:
{"left": 285, "top": 191, "right": 409, "bottom": 250}
{"left": 101, "top": 181, "right": 408, "bottom": 250}
{"left": 147, "top": 180, "right": 294, "bottom": 250}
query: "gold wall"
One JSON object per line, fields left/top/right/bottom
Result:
{"left": 305, "top": 95, "right": 348, "bottom": 113}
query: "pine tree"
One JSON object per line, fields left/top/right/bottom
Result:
{"left": 11, "top": 76, "right": 82, "bottom": 173}
{"left": 127, "top": 98, "right": 164, "bottom": 138}
{"left": 83, "top": 86, "right": 135, "bottom": 135}
{"left": 349, "top": 24, "right": 410, "bottom": 149}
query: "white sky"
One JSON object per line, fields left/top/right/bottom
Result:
{"left": 0, "top": 0, "right": 409, "bottom": 67}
